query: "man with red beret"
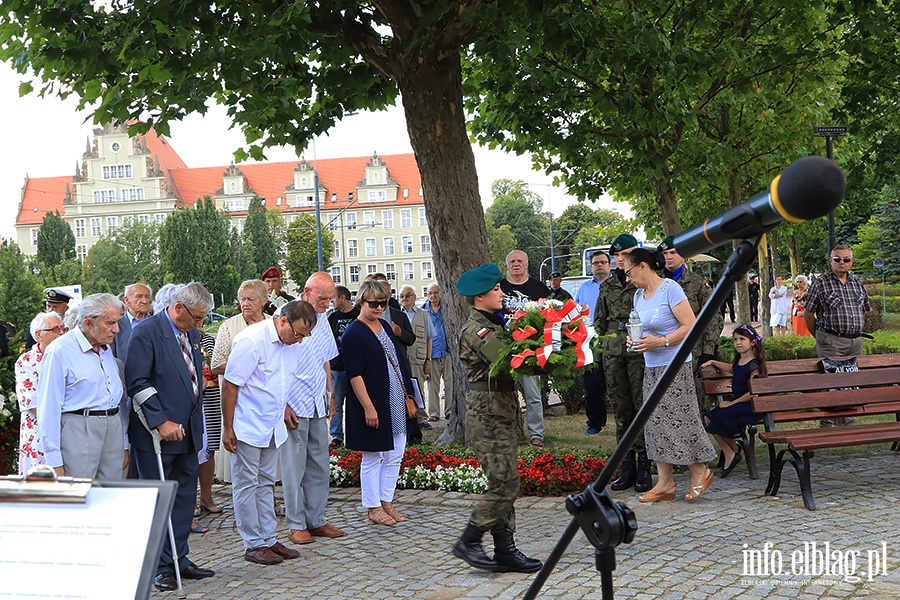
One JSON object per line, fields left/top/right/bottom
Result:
{"left": 262, "top": 267, "right": 295, "bottom": 316}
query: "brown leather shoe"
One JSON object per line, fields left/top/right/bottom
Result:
{"left": 269, "top": 541, "right": 300, "bottom": 559}
{"left": 288, "top": 529, "right": 314, "bottom": 544}
{"left": 309, "top": 524, "right": 345, "bottom": 538}
{"left": 244, "top": 547, "right": 284, "bottom": 565}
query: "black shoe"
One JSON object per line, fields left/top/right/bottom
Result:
{"left": 153, "top": 572, "right": 178, "bottom": 592}
{"left": 721, "top": 453, "right": 743, "bottom": 478}
{"left": 452, "top": 522, "right": 505, "bottom": 572}
{"left": 634, "top": 451, "right": 653, "bottom": 493}
{"left": 419, "top": 421, "right": 433, "bottom": 430}
{"left": 492, "top": 529, "right": 543, "bottom": 573}
{"left": 610, "top": 450, "right": 637, "bottom": 491}
{"left": 181, "top": 563, "right": 215, "bottom": 579}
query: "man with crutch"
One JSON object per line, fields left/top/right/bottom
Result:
{"left": 126, "top": 282, "right": 216, "bottom": 592}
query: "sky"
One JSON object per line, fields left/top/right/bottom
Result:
{"left": 0, "top": 62, "right": 629, "bottom": 243}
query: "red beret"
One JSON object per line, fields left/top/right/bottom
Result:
{"left": 262, "top": 266, "right": 281, "bottom": 280}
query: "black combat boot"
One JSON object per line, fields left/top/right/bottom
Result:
{"left": 610, "top": 450, "right": 637, "bottom": 491}
{"left": 634, "top": 451, "right": 653, "bottom": 493}
{"left": 492, "top": 529, "right": 543, "bottom": 573}
{"left": 453, "top": 522, "right": 503, "bottom": 571}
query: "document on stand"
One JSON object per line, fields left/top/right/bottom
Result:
{"left": 0, "top": 486, "right": 158, "bottom": 599}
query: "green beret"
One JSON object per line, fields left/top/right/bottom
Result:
{"left": 610, "top": 234, "right": 638, "bottom": 253}
{"left": 658, "top": 235, "right": 676, "bottom": 253}
{"left": 456, "top": 264, "right": 503, "bottom": 296}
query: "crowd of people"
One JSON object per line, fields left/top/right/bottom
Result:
{"left": 8, "top": 238, "right": 872, "bottom": 587}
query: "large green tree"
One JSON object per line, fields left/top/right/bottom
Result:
{"left": 284, "top": 215, "right": 335, "bottom": 288}
{"left": 243, "top": 197, "right": 284, "bottom": 277}
{"left": 484, "top": 212, "right": 518, "bottom": 272}
{"left": 0, "top": 0, "right": 523, "bottom": 444}
{"left": 36, "top": 210, "right": 75, "bottom": 267}
{"left": 83, "top": 220, "right": 162, "bottom": 294}
{"left": 0, "top": 241, "right": 43, "bottom": 343}
{"left": 485, "top": 180, "right": 548, "bottom": 276}
{"left": 159, "top": 197, "right": 238, "bottom": 304}
{"left": 551, "top": 205, "right": 632, "bottom": 275}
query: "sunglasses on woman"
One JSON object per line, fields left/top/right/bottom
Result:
{"left": 364, "top": 300, "right": 389, "bottom": 309}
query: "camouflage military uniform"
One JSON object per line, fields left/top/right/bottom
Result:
{"left": 594, "top": 269, "right": 645, "bottom": 450}
{"left": 670, "top": 267, "right": 723, "bottom": 412}
{"left": 459, "top": 307, "right": 519, "bottom": 532}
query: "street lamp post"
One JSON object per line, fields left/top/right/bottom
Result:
{"left": 313, "top": 138, "right": 324, "bottom": 272}
{"left": 814, "top": 126, "right": 847, "bottom": 253}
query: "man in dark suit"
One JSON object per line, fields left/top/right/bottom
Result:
{"left": 125, "top": 282, "right": 216, "bottom": 592}
{"left": 111, "top": 283, "right": 153, "bottom": 362}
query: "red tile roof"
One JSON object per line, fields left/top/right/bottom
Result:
{"left": 167, "top": 153, "right": 423, "bottom": 213}
{"left": 140, "top": 128, "right": 188, "bottom": 171}
{"left": 16, "top": 176, "right": 72, "bottom": 226}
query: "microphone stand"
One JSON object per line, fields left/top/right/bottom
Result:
{"left": 522, "top": 236, "right": 762, "bottom": 600}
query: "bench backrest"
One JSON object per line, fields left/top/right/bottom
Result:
{"left": 750, "top": 367, "right": 900, "bottom": 414}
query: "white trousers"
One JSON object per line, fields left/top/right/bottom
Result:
{"left": 360, "top": 433, "right": 406, "bottom": 508}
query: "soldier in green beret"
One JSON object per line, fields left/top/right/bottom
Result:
{"left": 595, "top": 234, "right": 652, "bottom": 493}
{"left": 451, "top": 264, "right": 542, "bottom": 574}
{"left": 658, "top": 236, "right": 724, "bottom": 412}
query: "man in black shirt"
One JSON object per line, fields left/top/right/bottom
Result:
{"left": 500, "top": 250, "right": 551, "bottom": 447}
{"left": 327, "top": 286, "right": 359, "bottom": 447}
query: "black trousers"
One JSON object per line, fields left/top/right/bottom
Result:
{"left": 583, "top": 364, "right": 607, "bottom": 429}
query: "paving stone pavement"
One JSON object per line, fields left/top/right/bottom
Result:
{"left": 162, "top": 450, "right": 900, "bottom": 599}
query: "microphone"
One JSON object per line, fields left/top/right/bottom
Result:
{"left": 673, "top": 156, "right": 845, "bottom": 258}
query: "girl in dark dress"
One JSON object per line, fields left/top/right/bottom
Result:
{"left": 702, "top": 324, "right": 768, "bottom": 477}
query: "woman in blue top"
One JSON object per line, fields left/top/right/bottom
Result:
{"left": 621, "top": 248, "right": 717, "bottom": 502}
{"left": 702, "top": 324, "right": 767, "bottom": 477}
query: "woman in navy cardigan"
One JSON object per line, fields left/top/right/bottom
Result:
{"left": 343, "top": 280, "right": 415, "bottom": 526}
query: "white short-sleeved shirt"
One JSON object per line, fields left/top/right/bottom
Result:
{"left": 285, "top": 312, "right": 338, "bottom": 418}
{"left": 225, "top": 320, "right": 299, "bottom": 448}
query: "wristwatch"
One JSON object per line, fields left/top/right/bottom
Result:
{"left": 664, "top": 336, "right": 670, "bottom": 347}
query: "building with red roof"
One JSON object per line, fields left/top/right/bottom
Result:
{"left": 15, "top": 123, "right": 434, "bottom": 294}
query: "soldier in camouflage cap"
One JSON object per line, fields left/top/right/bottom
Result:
{"left": 594, "top": 234, "right": 652, "bottom": 493}
{"left": 658, "top": 236, "right": 724, "bottom": 412}
{"left": 451, "top": 264, "right": 542, "bottom": 574}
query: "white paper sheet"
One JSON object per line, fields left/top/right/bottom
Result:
{"left": 410, "top": 377, "right": 425, "bottom": 408}
{"left": 0, "top": 486, "right": 159, "bottom": 599}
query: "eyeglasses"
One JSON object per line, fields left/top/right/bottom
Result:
{"left": 591, "top": 260, "right": 610, "bottom": 266}
{"left": 365, "top": 300, "right": 389, "bottom": 309}
{"left": 624, "top": 265, "right": 638, "bottom": 278}
{"left": 832, "top": 257, "right": 853, "bottom": 263}
{"left": 41, "top": 325, "right": 67, "bottom": 334}
{"left": 181, "top": 303, "right": 206, "bottom": 324}
{"left": 289, "top": 321, "right": 310, "bottom": 339}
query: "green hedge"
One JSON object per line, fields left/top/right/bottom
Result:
{"left": 717, "top": 330, "right": 900, "bottom": 364}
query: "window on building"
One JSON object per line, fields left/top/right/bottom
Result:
{"left": 90, "top": 217, "right": 102, "bottom": 237}
{"left": 347, "top": 239, "right": 358, "bottom": 258}
{"left": 121, "top": 188, "right": 145, "bottom": 202}
{"left": 225, "top": 198, "right": 244, "bottom": 212}
{"left": 367, "top": 264, "right": 378, "bottom": 277}
{"left": 418, "top": 187, "right": 424, "bottom": 197}
{"left": 418, "top": 207, "right": 427, "bottom": 227}
{"left": 422, "top": 286, "right": 430, "bottom": 296}
{"left": 332, "top": 240, "right": 340, "bottom": 258}
{"left": 349, "top": 265, "right": 361, "bottom": 284}
{"left": 123, "top": 216, "right": 134, "bottom": 226}
{"left": 155, "top": 214, "right": 166, "bottom": 224}
{"left": 326, "top": 215, "right": 339, "bottom": 231}
{"left": 346, "top": 213, "right": 357, "bottom": 231}
{"left": 403, "top": 262, "right": 414, "bottom": 281}
{"left": 102, "top": 164, "right": 133, "bottom": 179}
{"left": 76, "top": 245, "right": 88, "bottom": 262}
{"left": 422, "top": 261, "right": 433, "bottom": 280}
{"left": 400, "top": 209, "right": 411, "bottom": 228}
{"left": 74, "top": 219, "right": 86, "bottom": 237}
{"left": 367, "top": 190, "right": 386, "bottom": 203}
{"left": 365, "top": 238, "right": 376, "bottom": 257}
{"left": 401, "top": 235, "right": 413, "bottom": 254}
{"left": 420, "top": 234, "right": 431, "bottom": 253}
{"left": 363, "top": 211, "right": 376, "bottom": 229}
{"left": 234, "top": 219, "right": 244, "bottom": 233}
{"left": 93, "top": 189, "right": 116, "bottom": 203}
{"left": 385, "top": 264, "right": 396, "bottom": 281}
{"left": 382, "top": 210, "right": 393, "bottom": 230}
{"left": 106, "top": 216, "right": 118, "bottom": 234}
{"left": 139, "top": 215, "right": 150, "bottom": 225}
{"left": 383, "top": 237, "right": 394, "bottom": 256}
{"left": 403, "top": 188, "right": 409, "bottom": 198}
{"left": 331, "top": 266, "right": 342, "bottom": 284}
{"left": 30, "top": 228, "right": 38, "bottom": 247}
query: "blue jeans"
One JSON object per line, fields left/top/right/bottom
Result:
{"left": 329, "top": 371, "right": 348, "bottom": 442}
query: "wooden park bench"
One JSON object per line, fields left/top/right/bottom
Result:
{"left": 749, "top": 353, "right": 900, "bottom": 510}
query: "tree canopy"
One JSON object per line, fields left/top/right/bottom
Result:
{"left": 36, "top": 210, "right": 75, "bottom": 267}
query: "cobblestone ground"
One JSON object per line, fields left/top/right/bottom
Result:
{"left": 160, "top": 450, "right": 900, "bottom": 599}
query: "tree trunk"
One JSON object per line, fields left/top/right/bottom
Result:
{"left": 727, "top": 166, "right": 752, "bottom": 326}
{"left": 397, "top": 51, "right": 490, "bottom": 446}
{"left": 758, "top": 233, "right": 772, "bottom": 338}
{"left": 652, "top": 175, "right": 681, "bottom": 235}
{"left": 788, "top": 233, "right": 801, "bottom": 278}
{"left": 768, "top": 228, "right": 781, "bottom": 279}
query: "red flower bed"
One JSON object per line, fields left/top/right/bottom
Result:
{"left": 330, "top": 447, "right": 605, "bottom": 497}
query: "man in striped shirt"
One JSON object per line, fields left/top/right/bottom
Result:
{"left": 279, "top": 272, "right": 344, "bottom": 545}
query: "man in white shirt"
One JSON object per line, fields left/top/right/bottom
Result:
{"left": 222, "top": 300, "right": 316, "bottom": 565}
{"left": 37, "top": 293, "right": 129, "bottom": 479}
{"left": 769, "top": 276, "right": 789, "bottom": 336}
{"left": 280, "top": 272, "right": 343, "bottom": 545}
